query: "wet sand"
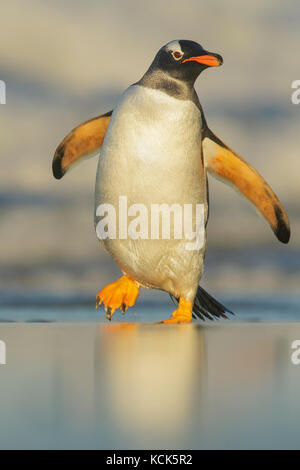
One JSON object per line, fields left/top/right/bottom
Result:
{"left": 0, "top": 301, "right": 300, "bottom": 449}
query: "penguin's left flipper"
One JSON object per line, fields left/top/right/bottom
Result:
{"left": 52, "top": 111, "right": 112, "bottom": 179}
{"left": 203, "top": 128, "right": 290, "bottom": 244}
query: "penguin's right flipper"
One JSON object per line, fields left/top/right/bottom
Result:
{"left": 202, "top": 128, "right": 290, "bottom": 244}
{"left": 52, "top": 110, "right": 112, "bottom": 179}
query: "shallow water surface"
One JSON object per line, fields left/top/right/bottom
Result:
{"left": 0, "top": 301, "right": 300, "bottom": 449}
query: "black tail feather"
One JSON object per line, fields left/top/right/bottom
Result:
{"left": 170, "top": 286, "right": 234, "bottom": 321}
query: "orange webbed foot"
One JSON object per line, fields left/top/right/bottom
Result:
{"left": 96, "top": 275, "right": 139, "bottom": 320}
{"left": 161, "top": 297, "right": 193, "bottom": 324}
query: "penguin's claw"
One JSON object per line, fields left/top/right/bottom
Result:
{"left": 96, "top": 275, "right": 139, "bottom": 320}
{"left": 121, "top": 303, "right": 127, "bottom": 315}
{"left": 104, "top": 306, "right": 112, "bottom": 321}
{"left": 160, "top": 297, "right": 193, "bottom": 324}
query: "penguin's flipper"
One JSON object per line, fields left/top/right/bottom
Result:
{"left": 52, "top": 110, "right": 112, "bottom": 179}
{"left": 202, "top": 128, "right": 290, "bottom": 244}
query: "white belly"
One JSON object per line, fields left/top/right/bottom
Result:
{"left": 94, "top": 85, "right": 207, "bottom": 300}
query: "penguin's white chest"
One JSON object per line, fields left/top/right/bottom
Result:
{"left": 96, "top": 85, "right": 204, "bottom": 201}
{"left": 95, "top": 84, "right": 207, "bottom": 299}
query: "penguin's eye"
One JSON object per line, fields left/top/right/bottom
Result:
{"left": 172, "top": 51, "right": 183, "bottom": 60}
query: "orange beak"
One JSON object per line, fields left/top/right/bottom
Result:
{"left": 182, "top": 54, "right": 222, "bottom": 67}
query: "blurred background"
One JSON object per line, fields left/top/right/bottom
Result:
{"left": 0, "top": 0, "right": 299, "bottom": 302}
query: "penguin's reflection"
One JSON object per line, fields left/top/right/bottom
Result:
{"left": 95, "top": 323, "right": 206, "bottom": 441}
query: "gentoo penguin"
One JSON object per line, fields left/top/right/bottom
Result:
{"left": 52, "top": 40, "right": 290, "bottom": 323}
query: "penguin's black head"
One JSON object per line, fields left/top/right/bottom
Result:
{"left": 149, "top": 40, "right": 223, "bottom": 85}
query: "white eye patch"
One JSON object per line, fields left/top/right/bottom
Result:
{"left": 165, "top": 40, "right": 183, "bottom": 56}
